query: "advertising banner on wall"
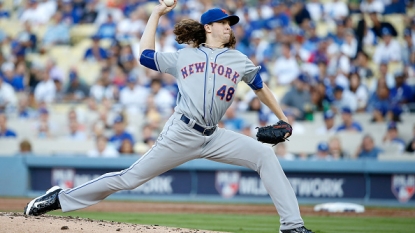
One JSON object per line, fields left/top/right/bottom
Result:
{"left": 29, "top": 168, "right": 415, "bottom": 202}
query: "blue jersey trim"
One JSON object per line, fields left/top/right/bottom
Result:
{"left": 248, "top": 73, "right": 264, "bottom": 90}
{"left": 139, "top": 49, "right": 158, "bottom": 71}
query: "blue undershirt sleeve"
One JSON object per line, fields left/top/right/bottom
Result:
{"left": 139, "top": 49, "right": 158, "bottom": 71}
{"left": 248, "top": 73, "right": 264, "bottom": 90}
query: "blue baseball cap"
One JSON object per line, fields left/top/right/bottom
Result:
{"left": 126, "top": 75, "right": 137, "bottom": 83}
{"left": 200, "top": 8, "right": 239, "bottom": 26}
{"left": 381, "top": 27, "right": 392, "bottom": 36}
{"left": 404, "top": 28, "right": 412, "bottom": 37}
{"left": 387, "top": 121, "right": 397, "bottom": 130}
{"left": 334, "top": 85, "right": 344, "bottom": 92}
{"left": 298, "top": 73, "right": 309, "bottom": 83}
{"left": 317, "top": 142, "right": 329, "bottom": 152}
{"left": 323, "top": 110, "right": 335, "bottom": 120}
{"left": 113, "top": 115, "right": 124, "bottom": 124}
{"left": 341, "top": 107, "right": 352, "bottom": 114}
{"left": 39, "top": 108, "right": 49, "bottom": 115}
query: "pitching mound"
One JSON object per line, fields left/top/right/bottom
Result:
{"left": 0, "top": 212, "right": 225, "bottom": 233}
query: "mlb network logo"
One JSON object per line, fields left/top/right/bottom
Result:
{"left": 391, "top": 175, "right": 415, "bottom": 203}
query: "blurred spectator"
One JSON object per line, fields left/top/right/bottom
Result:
{"left": 331, "top": 85, "right": 358, "bottom": 114}
{"left": 109, "top": 115, "right": 134, "bottom": 151}
{"left": 360, "top": 0, "right": 384, "bottom": 14}
{"left": 406, "top": 125, "right": 415, "bottom": 153}
{"left": 222, "top": 103, "right": 244, "bottom": 132}
{"left": 336, "top": 107, "right": 363, "bottom": 132}
{"left": 89, "top": 67, "right": 117, "bottom": 102}
{"left": 16, "top": 21, "right": 38, "bottom": 53}
{"left": 19, "top": 139, "right": 32, "bottom": 154}
{"left": 368, "top": 11, "right": 397, "bottom": 38}
{"left": 0, "top": 0, "right": 10, "bottom": 18}
{"left": 0, "top": 113, "right": 17, "bottom": 138}
{"left": 302, "top": 21, "right": 320, "bottom": 53}
{"left": 84, "top": 35, "right": 108, "bottom": 62}
{"left": 273, "top": 43, "right": 300, "bottom": 85}
{"left": 53, "top": 77, "right": 65, "bottom": 102}
{"left": 119, "top": 138, "right": 135, "bottom": 155}
{"left": 384, "top": 0, "right": 406, "bottom": 14}
{"left": 17, "top": 95, "right": 35, "bottom": 119}
{"left": 402, "top": 28, "right": 414, "bottom": 65}
{"left": 247, "top": 30, "right": 270, "bottom": 65}
{"left": 67, "top": 120, "right": 87, "bottom": 141}
{"left": 355, "top": 134, "right": 383, "bottom": 159}
{"left": 117, "top": 10, "right": 145, "bottom": 41}
{"left": 310, "top": 142, "right": 333, "bottom": 160}
{"left": 42, "top": 12, "right": 71, "bottom": 49}
{"left": 96, "top": 14, "right": 117, "bottom": 39}
{"left": 119, "top": 75, "right": 148, "bottom": 114}
{"left": 147, "top": 78, "right": 174, "bottom": 118}
{"left": 46, "top": 58, "right": 64, "bottom": 84}
{"left": 60, "top": 0, "right": 79, "bottom": 25}
{"left": 348, "top": 72, "right": 369, "bottom": 112}
{"left": 324, "top": 0, "right": 348, "bottom": 22}
{"left": 354, "top": 51, "right": 374, "bottom": 80}
{"left": 87, "top": 135, "right": 119, "bottom": 158}
{"left": 390, "top": 71, "right": 414, "bottom": 105}
{"left": 37, "top": 121, "right": 51, "bottom": 138}
{"left": 265, "top": 1, "right": 290, "bottom": 29}
{"left": 80, "top": 1, "right": 98, "bottom": 24}
{"left": 19, "top": 0, "right": 55, "bottom": 26}
{"left": 382, "top": 121, "right": 406, "bottom": 154}
{"left": 328, "top": 136, "right": 347, "bottom": 159}
{"left": 306, "top": 0, "right": 323, "bottom": 22}
{"left": 369, "top": 61, "right": 395, "bottom": 92}
{"left": 373, "top": 27, "right": 401, "bottom": 64}
{"left": 35, "top": 108, "right": 56, "bottom": 138}
{"left": 370, "top": 105, "right": 388, "bottom": 123}
{"left": 280, "top": 74, "right": 311, "bottom": 120}
{"left": 0, "top": 76, "right": 17, "bottom": 112}
{"left": 64, "top": 69, "right": 90, "bottom": 102}
{"left": 291, "top": 0, "right": 311, "bottom": 29}
{"left": 341, "top": 29, "right": 357, "bottom": 59}
{"left": 274, "top": 143, "right": 295, "bottom": 160}
{"left": 34, "top": 68, "right": 56, "bottom": 104}
{"left": 316, "top": 110, "right": 336, "bottom": 135}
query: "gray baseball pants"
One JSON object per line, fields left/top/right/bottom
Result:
{"left": 58, "top": 112, "right": 304, "bottom": 230}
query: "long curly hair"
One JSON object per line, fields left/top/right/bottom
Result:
{"left": 173, "top": 19, "right": 236, "bottom": 49}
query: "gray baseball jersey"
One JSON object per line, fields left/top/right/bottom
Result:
{"left": 57, "top": 46, "right": 304, "bottom": 231}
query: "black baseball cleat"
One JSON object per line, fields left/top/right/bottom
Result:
{"left": 280, "top": 226, "right": 314, "bottom": 233}
{"left": 24, "top": 186, "right": 62, "bottom": 216}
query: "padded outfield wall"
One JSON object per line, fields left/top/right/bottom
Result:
{"left": 0, "top": 156, "right": 414, "bottom": 207}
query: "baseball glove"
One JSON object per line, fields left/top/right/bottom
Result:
{"left": 256, "top": 120, "right": 292, "bottom": 146}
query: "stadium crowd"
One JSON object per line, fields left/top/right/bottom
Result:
{"left": 0, "top": 0, "right": 415, "bottom": 160}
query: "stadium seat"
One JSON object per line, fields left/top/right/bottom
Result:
{"left": 353, "top": 112, "right": 372, "bottom": 124}
{"left": 285, "top": 134, "right": 329, "bottom": 154}
{"left": 77, "top": 62, "right": 102, "bottom": 85}
{"left": 0, "top": 19, "right": 23, "bottom": 38}
{"left": 0, "top": 138, "right": 20, "bottom": 156}
{"left": 239, "top": 112, "right": 259, "bottom": 126}
{"left": 70, "top": 24, "right": 97, "bottom": 44}
{"left": 336, "top": 131, "right": 364, "bottom": 156}
{"left": 31, "top": 138, "right": 95, "bottom": 156}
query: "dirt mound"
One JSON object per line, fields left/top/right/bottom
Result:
{"left": 0, "top": 212, "right": 226, "bottom": 233}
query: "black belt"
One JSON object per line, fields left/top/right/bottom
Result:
{"left": 180, "top": 115, "right": 216, "bottom": 136}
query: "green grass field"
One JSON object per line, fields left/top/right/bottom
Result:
{"left": 51, "top": 211, "right": 415, "bottom": 233}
